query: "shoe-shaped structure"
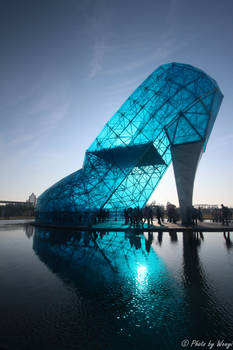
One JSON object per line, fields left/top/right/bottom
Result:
{"left": 36, "top": 63, "right": 223, "bottom": 225}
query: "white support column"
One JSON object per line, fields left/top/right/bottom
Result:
{"left": 171, "top": 141, "right": 204, "bottom": 224}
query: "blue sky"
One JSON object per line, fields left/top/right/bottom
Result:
{"left": 0, "top": 0, "right": 233, "bottom": 206}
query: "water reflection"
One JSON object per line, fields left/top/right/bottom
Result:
{"left": 33, "top": 228, "right": 187, "bottom": 349}
{"left": 33, "top": 229, "right": 166, "bottom": 290}
{"left": 30, "top": 227, "right": 233, "bottom": 348}
{"left": 169, "top": 231, "right": 178, "bottom": 243}
{"left": 223, "top": 232, "right": 233, "bottom": 251}
{"left": 24, "top": 223, "right": 35, "bottom": 239}
{"left": 145, "top": 232, "right": 153, "bottom": 253}
{"left": 182, "top": 231, "right": 233, "bottom": 340}
{"left": 157, "top": 231, "right": 163, "bottom": 246}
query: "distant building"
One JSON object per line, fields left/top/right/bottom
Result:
{"left": 194, "top": 204, "right": 218, "bottom": 209}
{"left": 27, "top": 193, "right": 37, "bottom": 207}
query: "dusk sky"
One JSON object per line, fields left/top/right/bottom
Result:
{"left": 1, "top": 0, "right": 233, "bottom": 206}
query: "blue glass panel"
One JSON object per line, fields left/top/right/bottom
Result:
{"left": 36, "top": 63, "right": 223, "bottom": 225}
{"left": 173, "top": 116, "right": 202, "bottom": 145}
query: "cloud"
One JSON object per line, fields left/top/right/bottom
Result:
{"left": 86, "top": 1, "right": 187, "bottom": 80}
{"left": 10, "top": 133, "right": 38, "bottom": 146}
{"left": 86, "top": 1, "right": 113, "bottom": 79}
{"left": 88, "top": 37, "right": 108, "bottom": 79}
{"left": 103, "top": 38, "right": 186, "bottom": 76}
{"left": 8, "top": 89, "right": 70, "bottom": 148}
{"left": 107, "top": 76, "right": 144, "bottom": 92}
{"left": 40, "top": 101, "right": 69, "bottom": 128}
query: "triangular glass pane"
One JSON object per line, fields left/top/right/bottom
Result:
{"left": 200, "top": 93, "right": 214, "bottom": 112}
{"left": 173, "top": 116, "right": 201, "bottom": 144}
{"left": 184, "top": 112, "right": 209, "bottom": 137}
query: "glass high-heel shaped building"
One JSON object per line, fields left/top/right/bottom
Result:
{"left": 36, "top": 63, "right": 223, "bottom": 225}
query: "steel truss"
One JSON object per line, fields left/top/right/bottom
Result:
{"left": 36, "top": 63, "right": 223, "bottom": 225}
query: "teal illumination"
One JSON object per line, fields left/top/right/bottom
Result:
{"left": 36, "top": 63, "right": 223, "bottom": 225}
{"left": 136, "top": 264, "right": 148, "bottom": 290}
{"left": 33, "top": 229, "right": 187, "bottom": 343}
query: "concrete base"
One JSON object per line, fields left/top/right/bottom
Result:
{"left": 171, "top": 141, "right": 204, "bottom": 225}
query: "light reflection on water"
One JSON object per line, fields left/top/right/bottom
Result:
{"left": 0, "top": 224, "right": 232, "bottom": 349}
{"left": 136, "top": 264, "right": 147, "bottom": 290}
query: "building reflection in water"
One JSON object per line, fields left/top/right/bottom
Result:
{"left": 33, "top": 228, "right": 188, "bottom": 348}
{"left": 33, "top": 229, "right": 166, "bottom": 290}
{"left": 32, "top": 228, "right": 233, "bottom": 347}
{"left": 24, "top": 224, "right": 35, "bottom": 239}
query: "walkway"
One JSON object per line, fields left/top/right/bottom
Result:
{"left": 34, "top": 219, "right": 233, "bottom": 232}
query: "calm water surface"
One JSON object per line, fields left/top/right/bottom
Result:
{"left": 0, "top": 223, "right": 232, "bottom": 350}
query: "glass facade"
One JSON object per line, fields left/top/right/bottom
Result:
{"left": 36, "top": 63, "right": 223, "bottom": 225}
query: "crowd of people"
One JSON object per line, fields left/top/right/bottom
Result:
{"left": 123, "top": 206, "right": 165, "bottom": 227}
{"left": 92, "top": 203, "right": 232, "bottom": 227}
{"left": 187, "top": 206, "right": 203, "bottom": 226}
{"left": 212, "top": 204, "right": 231, "bottom": 226}
{"left": 77, "top": 203, "right": 232, "bottom": 227}
{"left": 94, "top": 209, "right": 110, "bottom": 223}
{"left": 167, "top": 204, "right": 179, "bottom": 224}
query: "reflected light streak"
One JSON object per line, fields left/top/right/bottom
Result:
{"left": 136, "top": 264, "right": 148, "bottom": 290}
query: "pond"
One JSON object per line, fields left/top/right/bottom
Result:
{"left": 0, "top": 223, "right": 232, "bottom": 349}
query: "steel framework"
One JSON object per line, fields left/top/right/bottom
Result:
{"left": 36, "top": 63, "right": 223, "bottom": 225}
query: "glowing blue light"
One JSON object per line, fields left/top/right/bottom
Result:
{"left": 136, "top": 264, "right": 148, "bottom": 290}
{"left": 36, "top": 63, "right": 223, "bottom": 225}
{"left": 137, "top": 265, "right": 147, "bottom": 279}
